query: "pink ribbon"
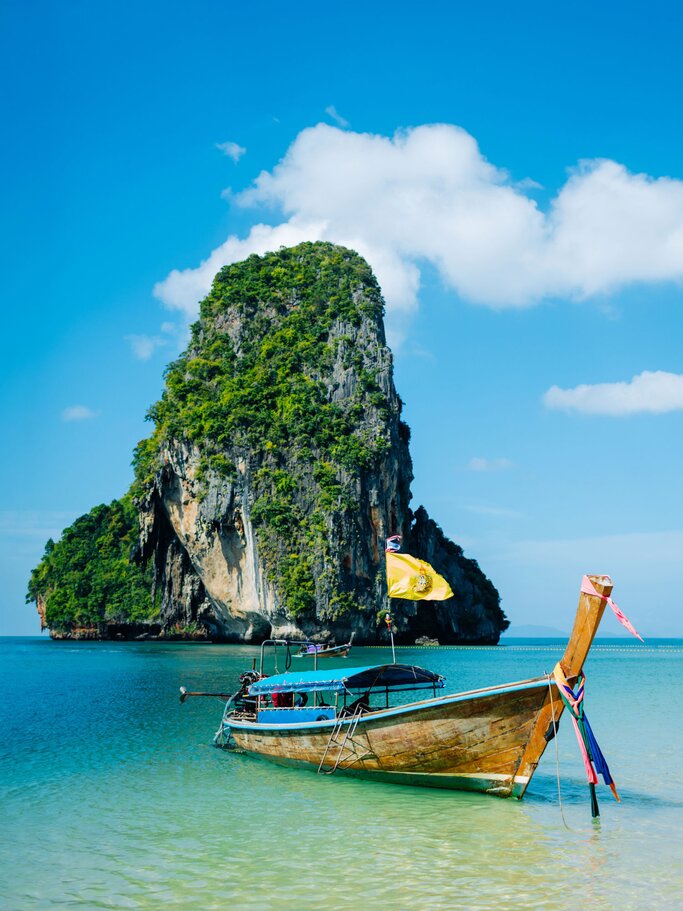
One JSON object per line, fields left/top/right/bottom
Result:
{"left": 581, "top": 575, "right": 644, "bottom": 642}
{"left": 571, "top": 717, "right": 599, "bottom": 784}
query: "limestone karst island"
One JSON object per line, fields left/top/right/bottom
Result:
{"left": 27, "top": 242, "right": 508, "bottom": 644}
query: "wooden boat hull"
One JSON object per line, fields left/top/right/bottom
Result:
{"left": 228, "top": 677, "right": 557, "bottom": 797}
{"left": 223, "top": 575, "right": 614, "bottom": 798}
{"left": 317, "top": 644, "right": 351, "bottom": 658}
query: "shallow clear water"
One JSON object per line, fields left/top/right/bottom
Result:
{"left": 2, "top": 637, "right": 681, "bottom": 910}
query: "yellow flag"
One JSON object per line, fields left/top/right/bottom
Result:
{"left": 386, "top": 552, "right": 454, "bottom": 601}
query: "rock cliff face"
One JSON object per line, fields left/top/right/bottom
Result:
{"left": 134, "top": 242, "right": 507, "bottom": 643}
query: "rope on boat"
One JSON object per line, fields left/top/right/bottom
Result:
{"left": 553, "top": 662, "right": 620, "bottom": 819}
{"left": 546, "top": 673, "right": 571, "bottom": 831}
{"left": 213, "top": 692, "right": 239, "bottom": 747}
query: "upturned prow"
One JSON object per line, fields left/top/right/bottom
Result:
{"left": 559, "top": 574, "right": 613, "bottom": 681}
{"left": 510, "top": 574, "right": 613, "bottom": 798}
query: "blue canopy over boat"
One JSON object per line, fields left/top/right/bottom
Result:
{"left": 247, "top": 663, "right": 445, "bottom": 696}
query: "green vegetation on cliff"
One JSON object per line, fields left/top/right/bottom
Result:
{"left": 27, "top": 495, "right": 158, "bottom": 632}
{"left": 134, "top": 242, "right": 393, "bottom": 617}
{"left": 27, "top": 241, "right": 504, "bottom": 641}
{"left": 133, "top": 244, "right": 388, "bottom": 486}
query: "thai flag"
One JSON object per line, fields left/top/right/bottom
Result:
{"left": 385, "top": 535, "right": 401, "bottom": 553}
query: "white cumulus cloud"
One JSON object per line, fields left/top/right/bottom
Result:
{"left": 155, "top": 221, "right": 328, "bottom": 316}
{"left": 216, "top": 140, "right": 246, "bottom": 162}
{"left": 154, "top": 123, "right": 683, "bottom": 337}
{"left": 62, "top": 405, "right": 99, "bottom": 422}
{"left": 544, "top": 370, "right": 683, "bottom": 415}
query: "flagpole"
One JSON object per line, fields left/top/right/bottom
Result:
{"left": 384, "top": 535, "right": 402, "bottom": 665}
{"left": 385, "top": 610, "right": 396, "bottom": 664}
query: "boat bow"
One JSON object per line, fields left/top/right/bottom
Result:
{"left": 509, "top": 574, "right": 613, "bottom": 797}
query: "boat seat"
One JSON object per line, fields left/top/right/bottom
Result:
{"left": 340, "top": 691, "right": 371, "bottom": 716}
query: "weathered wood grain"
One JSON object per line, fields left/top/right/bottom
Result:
{"left": 230, "top": 683, "right": 550, "bottom": 794}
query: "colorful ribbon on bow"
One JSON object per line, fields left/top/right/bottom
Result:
{"left": 581, "top": 575, "right": 644, "bottom": 642}
{"left": 553, "top": 662, "right": 620, "bottom": 817}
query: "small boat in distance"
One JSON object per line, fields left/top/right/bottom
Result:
{"left": 295, "top": 632, "right": 355, "bottom": 659}
{"left": 414, "top": 635, "right": 440, "bottom": 647}
{"left": 209, "top": 576, "right": 637, "bottom": 805}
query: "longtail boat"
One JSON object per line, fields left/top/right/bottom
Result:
{"left": 210, "top": 575, "right": 634, "bottom": 802}
{"left": 295, "top": 633, "right": 355, "bottom": 659}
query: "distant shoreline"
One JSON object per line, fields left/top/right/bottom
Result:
{"left": 2, "top": 634, "right": 682, "bottom": 645}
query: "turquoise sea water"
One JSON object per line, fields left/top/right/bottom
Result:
{"left": 2, "top": 637, "right": 682, "bottom": 911}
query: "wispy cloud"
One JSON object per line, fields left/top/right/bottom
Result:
{"left": 515, "top": 176, "right": 543, "bottom": 191}
{"left": 496, "top": 529, "right": 683, "bottom": 572}
{"left": 154, "top": 123, "right": 683, "bottom": 340}
{"left": 467, "top": 457, "right": 513, "bottom": 472}
{"left": 325, "top": 105, "right": 349, "bottom": 128}
{"left": 544, "top": 370, "right": 683, "bottom": 415}
{"left": 62, "top": 405, "right": 99, "bottom": 422}
{"left": 216, "top": 140, "right": 246, "bottom": 162}
{"left": 399, "top": 344, "right": 434, "bottom": 360}
{"left": 125, "top": 323, "right": 180, "bottom": 360}
{"left": 125, "top": 334, "right": 167, "bottom": 361}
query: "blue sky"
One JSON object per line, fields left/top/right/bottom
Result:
{"left": 2, "top": 0, "right": 681, "bottom": 635}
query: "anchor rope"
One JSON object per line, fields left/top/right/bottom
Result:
{"left": 546, "top": 673, "right": 572, "bottom": 831}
